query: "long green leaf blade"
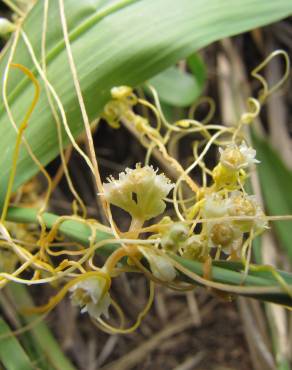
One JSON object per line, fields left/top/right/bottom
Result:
{"left": 252, "top": 132, "right": 292, "bottom": 262}
{"left": 0, "top": 0, "right": 292, "bottom": 203}
{"left": 6, "top": 206, "right": 292, "bottom": 307}
{"left": 0, "top": 317, "right": 34, "bottom": 370}
{"left": 6, "top": 284, "right": 76, "bottom": 370}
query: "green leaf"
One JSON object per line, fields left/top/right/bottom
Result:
{"left": 0, "top": 318, "right": 34, "bottom": 370}
{"left": 0, "top": 0, "right": 292, "bottom": 205}
{"left": 147, "top": 65, "right": 203, "bottom": 107}
{"left": 187, "top": 53, "right": 206, "bottom": 90}
{"left": 6, "top": 284, "right": 76, "bottom": 370}
{"left": 252, "top": 132, "right": 292, "bottom": 262}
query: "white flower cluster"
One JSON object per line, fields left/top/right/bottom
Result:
{"left": 103, "top": 164, "right": 174, "bottom": 221}
{"left": 202, "top": 191, "right": 267, "bottom": 256}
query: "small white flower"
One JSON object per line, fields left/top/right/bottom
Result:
{"left": 70, "top": 277, "right": 110, "bottom": 320}
{"left": 102, "top": 164, "right": 174, "bottom": 221}
{"left": 239, "top": 142, "right": 260, "bottom": 167}
{"left": 227, "top": 191, "right": 268, "bottom": 232}
{"left": 202, "top": 193, "right": 228, "bottom": 219}
{"left": 140, "top": 248, "right": 176, "bottom": 282}
{"left": 219, "top": 142, "right": 259, "bottom": 171}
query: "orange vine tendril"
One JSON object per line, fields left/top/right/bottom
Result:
{"left": 1, "top": 63, "right": 40, "bottom": 223}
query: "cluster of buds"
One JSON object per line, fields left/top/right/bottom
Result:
{"left": 159, "top": 188, "right": 266, "bottom": 260}
{"left": 101, "top": 86, "right": 161, "bottom": 141}
{"left": 161, "top": 222, "right": 206, "bottom": 261}
{"left": 158, "top": 142, "right": 266, "bottom": 260}
{"left": 193, "top": 142, "right": 265, "bottom": 257}
{"left": 201, "top": 190, "right": 267, "bottom": 257}
{"left": 101, "top": 86, "right": 138, "bottom": 128}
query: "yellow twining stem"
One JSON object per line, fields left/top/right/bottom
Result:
{"left": 251, "top": 50, "right": 290, "bottom": 103}
{"left": 98, "top": 280, "right": 154, "bottom": 334}
{"left": 1, "top": 63, "right": 40, "bottom": 223}
{"left": 23, "top": 271, "right": 111, "bottom": 315}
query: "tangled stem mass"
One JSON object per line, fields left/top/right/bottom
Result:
{"left": 0, "top": 1, "right": 292, "bottom": 333}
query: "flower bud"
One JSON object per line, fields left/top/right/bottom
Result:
{"left": 210, "top": 223, "right": 234, "bottom": 247}
{"left": 161, "top": 223, "right": 189, "bottom": 252}
{"left": 111, "top": 86, "right": 133, "bottom": 100}
{"left": 182, "top": 235, "right": 205, "bottom": 261}
{"left": 0, "top": 18, "right": 16, "bottom": 35}
{"left": 219, "top": 142, "right": 259, "bottom": 171}
{"left": 140, "top": 248, "right": 176, "bottom": 282}
{"left": 227, "top": 191, "right": 267, "bottom": 232}
{"left": 203, "top": 193, "right": 228, "bottom": 218}
{"left": 208, "top": 221, "right": 242, "bottom": 255}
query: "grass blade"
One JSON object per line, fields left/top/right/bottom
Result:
{"left": 0, "top": 317, "right": 34, "bottom": 370}
{"left": 6, "top": 206, "right": 292, "bottom": 307}
{"left": 6, "top": 284, "right": 76, "bottom": 370}
{"left": 252, "top": 132, "right": 292, "bottom": 262}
